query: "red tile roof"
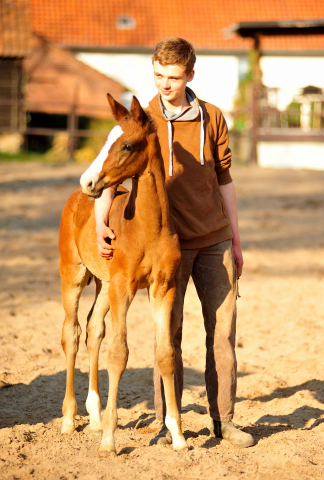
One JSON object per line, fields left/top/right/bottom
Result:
{"left": 0, "top": 0, "right": 31, "bottom": 57}
{"left": 24, "top": 36, "right": 126, "bottom": 118}
{"left": 29, "top": 0, "right": 324, "bottom": 51}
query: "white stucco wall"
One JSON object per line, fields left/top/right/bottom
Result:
{"left": 261, "top": 56, "right": 324, "bottom": 89}
{"left": 76, "top": 53, "right": 156, "bottom": 107}
{"left": 76, "top": 52, "right": 239, "bottom": 119}
{"left": 190, "top": 56, "right": 239, "bottom": 114}
{"left": 258, "top": 141, "right": 324, "bottom": 170}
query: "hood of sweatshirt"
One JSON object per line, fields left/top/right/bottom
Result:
{"left": 158, "top": 87, "right": 199, "bottom": 121}
{"left": 149, "top": 87, "right": 205, "bottom": 176}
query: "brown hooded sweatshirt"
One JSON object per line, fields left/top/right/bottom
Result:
{"left": 146, "top": 87, "right": 233, "bottom": 249}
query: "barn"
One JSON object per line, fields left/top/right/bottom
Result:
{"left": 0, "top": 0, "right": 31, "bottom": 153}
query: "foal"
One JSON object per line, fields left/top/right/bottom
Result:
{"left": 59, "top": 94, "right": 188, "bottom": 456}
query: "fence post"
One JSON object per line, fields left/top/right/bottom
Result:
{"left": 251, "top": 33, "right": 261, "bottom": 164}
{"left": 68, "top": 83, "right": 80, "bottom": 162}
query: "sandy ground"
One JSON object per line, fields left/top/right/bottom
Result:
{"left": 1, "top": 160, "right": 324, "bottom": 480}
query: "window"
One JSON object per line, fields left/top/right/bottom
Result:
{"left": 116, "top": 15, "right": 136, "bottom": 30}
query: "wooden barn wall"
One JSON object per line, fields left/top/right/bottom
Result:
{"left": 0, "top": 57, "right": 24, "bottom": 129}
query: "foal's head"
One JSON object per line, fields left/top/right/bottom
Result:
{"left": 80, "top": 94, "right": 151, "bottom": 198}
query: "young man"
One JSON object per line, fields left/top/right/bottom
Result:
{"left": 95, "top": 37, "right": 254, "bottom": 448}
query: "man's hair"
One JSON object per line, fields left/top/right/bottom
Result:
{"left": 152, "top": 37, "right": 196, "bottom": 74}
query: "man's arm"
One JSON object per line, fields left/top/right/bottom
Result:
{"left": 219, "top": 181, "right": 243, "bottom": 277}
{"left": 95, "top": 187, "right": 116, "bottom": 258}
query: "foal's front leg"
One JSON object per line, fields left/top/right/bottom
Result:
{"left": 85, "top": 279, "right": 109, "bottom": 432}
{"left": 98, "top": 278, "right": 131, "bottom": 457}
{"left": 151, "top": 284, "right": 188, "bottom": 451}
{"left": 61, "top": 265, "right": 89, "bottom": 434}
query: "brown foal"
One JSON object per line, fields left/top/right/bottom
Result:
{"left": 59, "top": 94, "right": 188, "bottom": 456}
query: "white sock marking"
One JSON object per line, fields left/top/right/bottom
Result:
{"left": 152, "top": 303, "right": 167, "bottom": 343}
{"left": 61, "top": 416, "right": 75, "bottom": 433}
{"left": 86, "top": 388, "right": 102, "bottom": 429}
{"left": 100, "top": 430, "right": 116, "bottom": 452}
{"left": 80, "top": 125, "right": 123, "bottom": 192}
{"left": 165, "top": 413, "right": 187, "bottom": 450}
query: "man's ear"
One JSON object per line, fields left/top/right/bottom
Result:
{"left": 130, "top": 96, "right": 148, "bottom": 126}
{"left": 107, "top": 93, "right": 129, "bottom": 121}
{"left": 187, "top": 69, "right": 195, "bottom": 83}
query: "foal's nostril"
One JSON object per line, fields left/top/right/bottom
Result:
{"left": 87, "top": 180, "right": 93, "bottom": 191}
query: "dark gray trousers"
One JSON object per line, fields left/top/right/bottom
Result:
{"left": 154, "top": 239, "right": 237, "bottom": 422}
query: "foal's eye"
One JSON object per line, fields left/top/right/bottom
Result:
{"left": 124, "top": 144, "right": 132, "bottom": 151}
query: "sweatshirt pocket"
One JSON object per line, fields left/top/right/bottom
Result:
{"left": 213, "top": 185, "right": 229, "bottom": 219}
{"left": 170, "top": 186, "right": 230, "bottom": 241}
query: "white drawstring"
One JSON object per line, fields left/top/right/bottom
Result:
{"left": 167, "top": 105, "right": 204, "bottom": 177}
{"left": 199, "top": 106, "right": 204, "bottom": 165}
{"left": 168, "top": 121, "right": 173, "bottom": 176}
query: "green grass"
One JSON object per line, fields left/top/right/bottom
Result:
{"left": 0, "top": 151, "right": 49, "bottom": 162}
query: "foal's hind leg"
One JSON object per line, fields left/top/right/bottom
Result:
{"left": 85, "top": 278, "right": 109, "bottom": 432}
{"left": 61, "top": 264, "right": 90, "bottom": 434}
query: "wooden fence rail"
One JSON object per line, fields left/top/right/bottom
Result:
{"left": 1, "top": 97, "right": 323, "bottom": 163}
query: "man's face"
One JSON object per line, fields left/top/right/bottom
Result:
{"left": 153, "top": 60, "right": 194, "bottom": 105}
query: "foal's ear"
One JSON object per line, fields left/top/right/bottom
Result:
{"left": 107, "top": 93, "right": 129, "bottom": 121}
{"left": 130, "top": 96, "right": 148, "bottom": 126}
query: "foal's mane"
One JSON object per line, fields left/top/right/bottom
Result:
{"left": 145, "top": 111, "right": 157, "bottom": 133}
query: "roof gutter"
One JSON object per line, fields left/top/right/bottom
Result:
{"left": 224, "top": 18, "right": 324, "bottom": 39}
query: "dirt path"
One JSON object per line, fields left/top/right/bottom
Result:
{"left": 1, "top": 161, "right": 324, "bottom": 480}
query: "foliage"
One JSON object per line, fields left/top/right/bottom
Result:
{"left": 0, "top": 150, "right": 46, "bottom": 162}
{"left": 231, "top": 54, "right": 254, "bottom": 132}
{"left": 287, "top": 101, "right": 301, "bottom": 128}
{"left": 75, "top": 118, "right": 117, "bottom": 162}
{"left": 45, "top": 132, "right": 69, "bottom": 162}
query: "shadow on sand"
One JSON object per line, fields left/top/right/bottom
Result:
{"left": 2, "top": 367, "right": 323, "bottom": 448}
{"left": 0, "top": 366, "right": 208, "bottom": 430}
{"left": 240, "top": 379, "right": 324, "bottom": 442}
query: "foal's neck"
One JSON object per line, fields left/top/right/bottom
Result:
{"left": 128, "top": 150, "right": 170, "bottom": 235}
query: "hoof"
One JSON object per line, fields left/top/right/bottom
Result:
{"left": 84, "top": 425, "right": 103, "bottom": 435}
{"left": 149, "top": 425, "right": 172, "bottom": 446}
{"left": 61, "top": 420, "right": 75, "bottom": 435}
{"left": 173, "top": 437, "right": 189, "bottom": 451}
{"left": 98, "top": 447, "right": 117, "bottom": 458}
{"left": 174, "top": 443, "right": 189, "bottom": 452}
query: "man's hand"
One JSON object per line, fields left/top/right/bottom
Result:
{"left": 219, "top": 182, "right": 243, "bottom": 278}
{"left": 232, "top": 241, "right": 243, "bottom": 278}
{"left": 96, "top": 223, "right": 115, "bottom": 259}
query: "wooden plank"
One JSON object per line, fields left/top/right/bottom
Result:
{"left": 257, "top": 134, "right": 324, "bottom": 142}
{"left": 0, "top": 127, "right": 108, "bottom": 137}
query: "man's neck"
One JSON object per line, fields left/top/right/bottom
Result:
{"left": 161, "top": 91, "right": 190, "bottom": 114}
